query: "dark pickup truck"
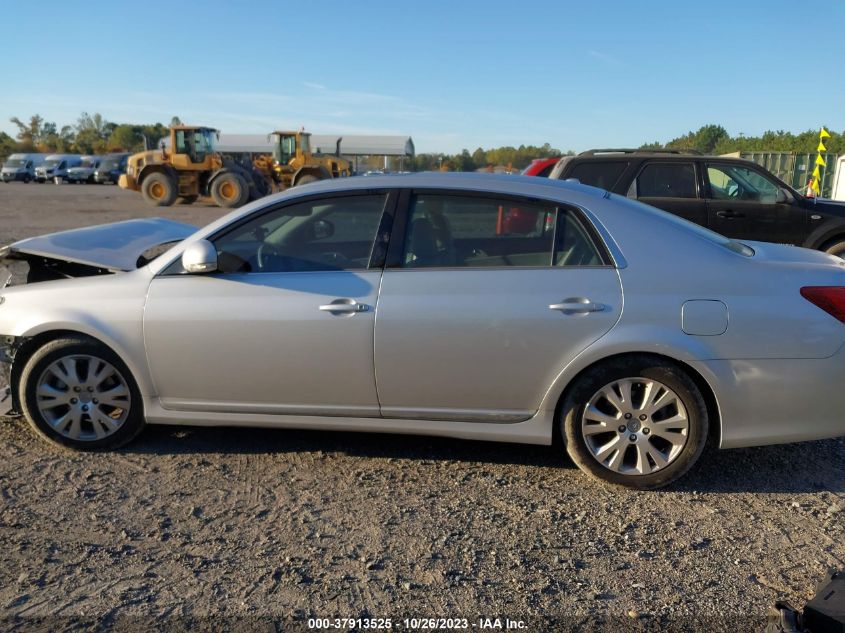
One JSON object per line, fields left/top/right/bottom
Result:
{"left": 549, "top": 149, "right": 845, "bottom": 257}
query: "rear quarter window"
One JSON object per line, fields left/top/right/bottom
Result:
{"left": 567, "top": 162, "right": 629, "bottom": 190}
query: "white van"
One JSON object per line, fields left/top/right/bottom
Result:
{"left": 34, "top": 154, "right": 83, "bottom": 183}
{"left": 65, "top": 156, "right": 102, "bottom": 183}
{"left": 1, "top": 153, "right": 47, "bottom": 183}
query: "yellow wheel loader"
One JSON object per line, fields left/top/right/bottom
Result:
{"left": 120, "top": 126, "right": 350, "bottom": 208}
{"left": 119, "top": 126, "right": 267, "bottom": 208}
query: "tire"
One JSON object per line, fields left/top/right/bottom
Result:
{"left": 560, "top": 355, "right": 709, "bottom": 490}
{"left": 296, "top": 174, "right": 320, "bottom": 186}
{"left": 211, "top": 173, "right": 249, "bottom": 208}
{"left": 141, "top": 172, "right": 177, "bottom": 206}
{"left": 823, "top": 238, "right": 845, "bottom": 259}
{"left": 19, "top": 336, "right": 145, "bottom": 451}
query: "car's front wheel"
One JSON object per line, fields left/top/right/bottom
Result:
{"left": 561, "top": 356, "right": 709, "bottom": 489}
{"left": 19, "top": 337, "right": 145, "bottom": 450}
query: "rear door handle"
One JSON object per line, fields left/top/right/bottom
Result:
{"left": 715, "top": 210, "right": 745, "bottom": 219}
{"left": 549, "top": 299, "right": 605, "bottom": 314}
{"left": 319, "top": 299, "right": 369, "bottom": 314}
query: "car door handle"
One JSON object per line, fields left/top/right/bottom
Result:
{"left": 715, "top": 210, "right": 745, "bottom": 219}
{"left": 549, "top": 299, "right": 605, "bottom": 314}
{"left": 319, "top": 299, "right": 369, "bottom": 314}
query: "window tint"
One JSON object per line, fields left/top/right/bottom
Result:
{"left": 400, "top": 193, "right": 602, "bottom": 268}
{"left": 213, "top": 194, "right": 387, "bottom": 273}
{"left": 632, "top": 162, "right": 697, "bottom": 199}
{"left": 568, "top": 161, "right": 629, "bottom": 190}
{"left": 706, "top": 163, "right": 780, "bottom": 203}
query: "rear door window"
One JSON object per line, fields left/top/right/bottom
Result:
{"left": 399, "top": 193, "right": 604, "bottom": 268}
{"left": 628, "top": 162, "right": 698, "bottom": 199}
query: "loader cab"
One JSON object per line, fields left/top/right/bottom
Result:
{"left": 272, "top": 131, "right": 310, "bottom": 167}
{"left": 170, "top": 126, "right": 218, "bottom": 169}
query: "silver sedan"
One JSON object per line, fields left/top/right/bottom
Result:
{"left": 1, "top": 173, "right": 844, "bottom": 489}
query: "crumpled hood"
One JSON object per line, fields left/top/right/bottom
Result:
{"left": 0, "top": 218, "right": 198, "bottom": 272}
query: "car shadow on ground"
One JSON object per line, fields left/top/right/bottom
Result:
{"left": 126, "top": 424, "right": 845, "bottom": 494}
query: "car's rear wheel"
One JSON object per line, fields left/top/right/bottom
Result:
{"left": 823, "top": 238, "right": 845, "bottom": 259}
{"left": 19, "top": 337, "right": 145, "bottom": 450}
{"left": 561, "top": 356, "right": 708, "bottom": 489}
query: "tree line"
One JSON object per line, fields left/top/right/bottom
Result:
{"left": 411, "top": 143, "right": 570, "bottom": 172}
{"left": 1, "top": 114, "right": 841, "bottom": 168}
{"left": 639, "top": 124, "right": 843, "bottom": 155}
{"left": 0, "top": 113, "right": 183, "bottom": 161}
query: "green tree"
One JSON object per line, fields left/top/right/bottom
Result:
{"left": 107, "top": 124, "right": 144, "bottom": 151}
{"left": 9, "top": 114, "right": 44, "bottom": 150}
{"left": 73, "top": 112, "right": 114, "bottom": 154}
{"left": 0, "top": 131, "right": 19, "bottom": 163}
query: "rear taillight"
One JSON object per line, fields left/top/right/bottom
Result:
{"left": 801, "top": 286, "right": 845, "bottom": 323}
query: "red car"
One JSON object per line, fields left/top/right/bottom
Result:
{"left": 521, "top": 157, "right": 560, "bottom": 177}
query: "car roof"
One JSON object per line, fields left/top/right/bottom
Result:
{"left": 274, "top": 171, "right": 609, "bottom": 202}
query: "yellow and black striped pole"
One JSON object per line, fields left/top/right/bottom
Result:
{"left": 808, "top": 127, "right": 831, "bottom": 197}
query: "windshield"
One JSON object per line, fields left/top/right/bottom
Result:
{"left": 5, "top": 158, "right": 25, "bottom": 168}
{"left": 80, "top": 159, "right": 96, "bottom": 168}
{"left": 100, "top": 158, "right": 120, "bottom": 169}
{"left": 43, "top": 159, "right": 61, "bottom": 168}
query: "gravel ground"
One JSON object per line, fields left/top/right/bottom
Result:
{"left": 1, "top": 182, "right": 844, "bottom": 632}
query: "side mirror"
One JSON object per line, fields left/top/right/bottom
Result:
{"left": 182, "top": 240, "right": 218, "bottom": 273}
{"left": 312, "top": 219, "right": 335, "bottom": 241}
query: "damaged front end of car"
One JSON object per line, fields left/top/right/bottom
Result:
{"left": 0, "top": 217, "right": 198, "bottom": 286}
{"left": 0, "top": 218, "right": 198, "bottom": 417}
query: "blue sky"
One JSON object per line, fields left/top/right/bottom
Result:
{"left": 2, "top": 1, "right": 842, "bottom": 153}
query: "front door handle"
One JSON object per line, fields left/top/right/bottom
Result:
{"left": 319, "top": 299, "right": 369, "bottom": 314}
{"left": 549, "top": 298, "right": 605, "bottom": 314}
{"left": 715, "top": 209, "right": 745, "bottom": 219}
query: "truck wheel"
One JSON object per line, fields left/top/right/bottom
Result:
{"left": 296, "top": 174, "right": 320, "bottom": 186}
{"left": 823, "top": 238, "right": 845, "bottom": 259}
{"left": 141, "top": 173, "right": 177, "bottom": 206}
{"left": 212, "top": 173, "right": 249, "bottom": 208}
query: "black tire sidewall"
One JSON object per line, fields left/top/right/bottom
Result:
{"left": 561, "top": 357, "right": 709, "bottom": 489}
{"left": 141, "top": 173, "right": 177, "bottom": 207}
{"left": 19, "top": 337, "right": 145, "bottom": 450}
{"left": 212, "top": 173, "right": 247, "bottom": 208}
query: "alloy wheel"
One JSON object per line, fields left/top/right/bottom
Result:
{"left": 35, "top": 354, "right": 132, "bottom": 442}
{"left": 581, "top": 377, "right": 689, "bottom": 475}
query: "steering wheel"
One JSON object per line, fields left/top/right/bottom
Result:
{"left": 256, "top": 242, "right": 285, "bottom": 270}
